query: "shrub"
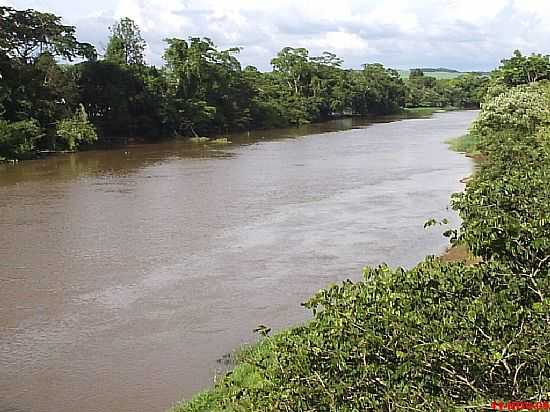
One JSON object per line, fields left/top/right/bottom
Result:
{"left": 452, "top": 129, "right": 550, "bottom": 278}
{"left": 56, "top": 105, "right": 97, "bottom": 150}
{"left": 177, "top": 71, "right": 550, "bottom": 412}
{"left": 178, "top": 259, "right": 550, "bottom": 412}
{"left": 0, "top": 118, "right": 42, "bottom": 159}
{"left": 473, "top": 82, "right": 550, "bottom": 137}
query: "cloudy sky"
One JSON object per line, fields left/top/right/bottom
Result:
{"left": 3, "top": 0, "right": 550, "bottom": 71}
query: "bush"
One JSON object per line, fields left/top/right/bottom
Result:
{"left": 0, "top": 118, "right": 42, "bottom": 159}
{"left": 178, "top": 259, "right": 550, "bottom": 412}
{"left": 452, "top": 132, "right": 550, "bottom": 279}
{"left": 473, "top": 82, "right": 550, "bottom": 136}
{"left": 176, "top": 67, "right": 550, "bottom": 412}
{"left": 446, "top": 132, "right": 482, "bottom": 155}
{"left": 56, "top": 105, "right": 97, "bottom": 150}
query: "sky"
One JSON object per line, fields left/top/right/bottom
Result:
{"left": 3, "top": 0, "right": 550, "bottom": 72}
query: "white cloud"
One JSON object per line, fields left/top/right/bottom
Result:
{"left": 7, "top": 0, "right": 550, "bottom": 71}
{"left": 300, "top": 32, "right": 370, "bottom": 56}
{"left": 440, "top": 0, "right": 509, "bottom": 23}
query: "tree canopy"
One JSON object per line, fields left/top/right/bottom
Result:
{"left": 1, "top": 7, "right": 491, "bottom": 160}
{"left": 105, "top": 17, "right": 146, "bottom": 66}
{"left": 0, "top": 6, "right": 96, "bottom": 62}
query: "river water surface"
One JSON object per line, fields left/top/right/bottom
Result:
{"left": 0, "top": 111, "right": 477, "bottom": 412}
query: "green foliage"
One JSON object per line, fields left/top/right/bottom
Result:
{"left": 1, "top": 5, "right": 492, "bottom": 156}
{"left": 0, "top": 6, "right": 96, "bottom": 62}
{"left": 493, "top": 50, "right": 550, "bottom": 87}
{"left": 446, "top": 132, "right": 482, "bottom": 155}
{"left": 353, "top": 64, "right": 406, "bottom": 114}
{"left": 452, "top": 140, "right": 550, "bottom": 276}
{"left": 473, "top": 82, "right": 550, "bottom": 136}
{"left": 0, "top": 118, "right": 42, "bottom": 158}
{"left": 405, "top": 72, "right": 488, "bottom": 108}
{"left": 178, "top": 259, "right": 550, "bottom": 411}
{"left": 0, "top": 6, "right": 95, "bottom": 153}
{"left": 0, "top": 7, "right": 537, "bottom": 159}
{"left": 105, "top": 18, "right": 146, "bottom": 66}
{"left": 271, "top": 47, "right": 312, "bottom": 96}
{"left": 56, "top": 105, "right": 97, "bottom": 150}
{"left": 163, "top": 37, "right": 252, "bottom": 134}
{"left": 176, "top": 50, "right": 550, "bottom": 412}
{"left": 74, "top": 61, "right": 167, "bottom": 138}
{"left": 444, "top": 73, "right": 490, "bottom": 108}
{"left": 449, "top": 73, "right": 550, "bottom": 322}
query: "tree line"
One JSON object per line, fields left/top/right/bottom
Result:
{"left": 1, "top": 6, "right": 489, "bottom": 160}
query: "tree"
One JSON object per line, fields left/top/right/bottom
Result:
{"left": 0, "top": 118, "right": 42, "bottom": 159}
{"left": 353, "top": 64, "right": 406, "bottom": 114}
{"left": 473, "top": 81, "right": 550, "bottom": 136}
{"left": 0, "top": 6, "right": 96, "bottom": 151}
{"left": 74, "top": 60, "right": 165, "bottom": 138}
{"left": 105, "top": 18, "right": 146, "bottom": 66}
{"left": 56, "top": 105, "right": 97, "bottom": 150}
{"left": 271, "top": 47, "right": 311, "bottom": 96}
{"left": 409, "top": 68, "right": 425, "bottom": 79}
{"left": 163, "top": 37, "right": 253, "bottom": 134}
{"left": 493, "top": 50, "right": 550, "bottom": 86}
{"left": 0, "top": 6, "right": 96, "bottom": 63}
{"left": 1, "top": 5, "right": 491, "bottom": 157}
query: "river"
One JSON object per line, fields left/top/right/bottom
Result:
{"left": 0, "top": 110, "right": 477, "bottom": 412}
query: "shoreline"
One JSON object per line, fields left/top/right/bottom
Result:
{"left": 172, "top": 120, "right": 481, "bottom": 411}
{"left": 440, "top": 132, "right": 484, "bottom": 265}
{"left": 0, "top": 107, "right": 467, "bottom": 164}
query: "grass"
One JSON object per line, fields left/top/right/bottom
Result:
{"left": 189, "top": 137, "right": 210, "bottom": 143}
{"left": 402, "top": 107, "right": 439, "bottom": 117}
{"left": 396, "top": 69, "right": 465, "bottom": 80}
{"left": 440, "top": 244, "right": 481, "bottom": 265}
{"left": 401, "top": 106, "right": 458, "bottom": 118}
{"left": 169, "top": 340, "right": 271, "bottom": 412}
{"left": 442, "top": 132, "right": 485, "bottom": 267}
{"left": 446, "top": 132, "right": 482, "bottom": 158}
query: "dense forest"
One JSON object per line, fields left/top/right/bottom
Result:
{"left": 1, "top": 6, "right": 489, "bottom": 160}
{"left": 175, "top": 51, "right": 550, "bottom": 411}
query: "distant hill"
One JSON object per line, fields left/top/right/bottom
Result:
{"left": 418, "top": 67, "right": 461, "bottom": 73}
{"left": 395, "top": 68, "right": 489, "bottom": 80}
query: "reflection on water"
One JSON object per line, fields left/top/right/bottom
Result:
{"left": 0, "top": 111, "right": 477, "bottom": 412}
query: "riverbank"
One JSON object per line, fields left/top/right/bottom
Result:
{"left": 440, "top": 132, "right": 484, "bottom": 265}
{"left": 172, "top": 83, "right": 550, "bottom": 409}
{"left": 402, "top": 106, "right": 460, "bottom": 118}
{"left": 170, "top": 116, "right": 482, "bottom": 412}
{"left": 0, "top": 111, "right": 478, "bottom": 412}
{"left": 0, "top": 107, "right": 470, "bottom": 164}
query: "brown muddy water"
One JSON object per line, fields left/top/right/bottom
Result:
{"left": 0, "top": 111, "right": 477, "bottom": 412}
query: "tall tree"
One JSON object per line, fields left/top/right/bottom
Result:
{"left": 353, "top": 64, "right": 406, "bottom": 114}
{"left": 105, "top": 18, "right": 146, "bottom": 66}
{"left": 271, "top": 47, "right": 311, "bottom": 96}
{"left": 0, "top": 6, "right": 96, "bottom": 63}
{"left": 494, "top": 50, "right": 550, "bottom": 86}
{"left": 163, "top": 37, "right": 252, "bottom": 134}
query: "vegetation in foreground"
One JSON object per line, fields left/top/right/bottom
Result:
{"left": 446, "top": 133, "right": 483, "bottom": 158}
{"left": 173, "top": 55, "right": 550, "bottom": 411}
{"left": 1, "top": 6, "right": 489, "bottom": 160}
